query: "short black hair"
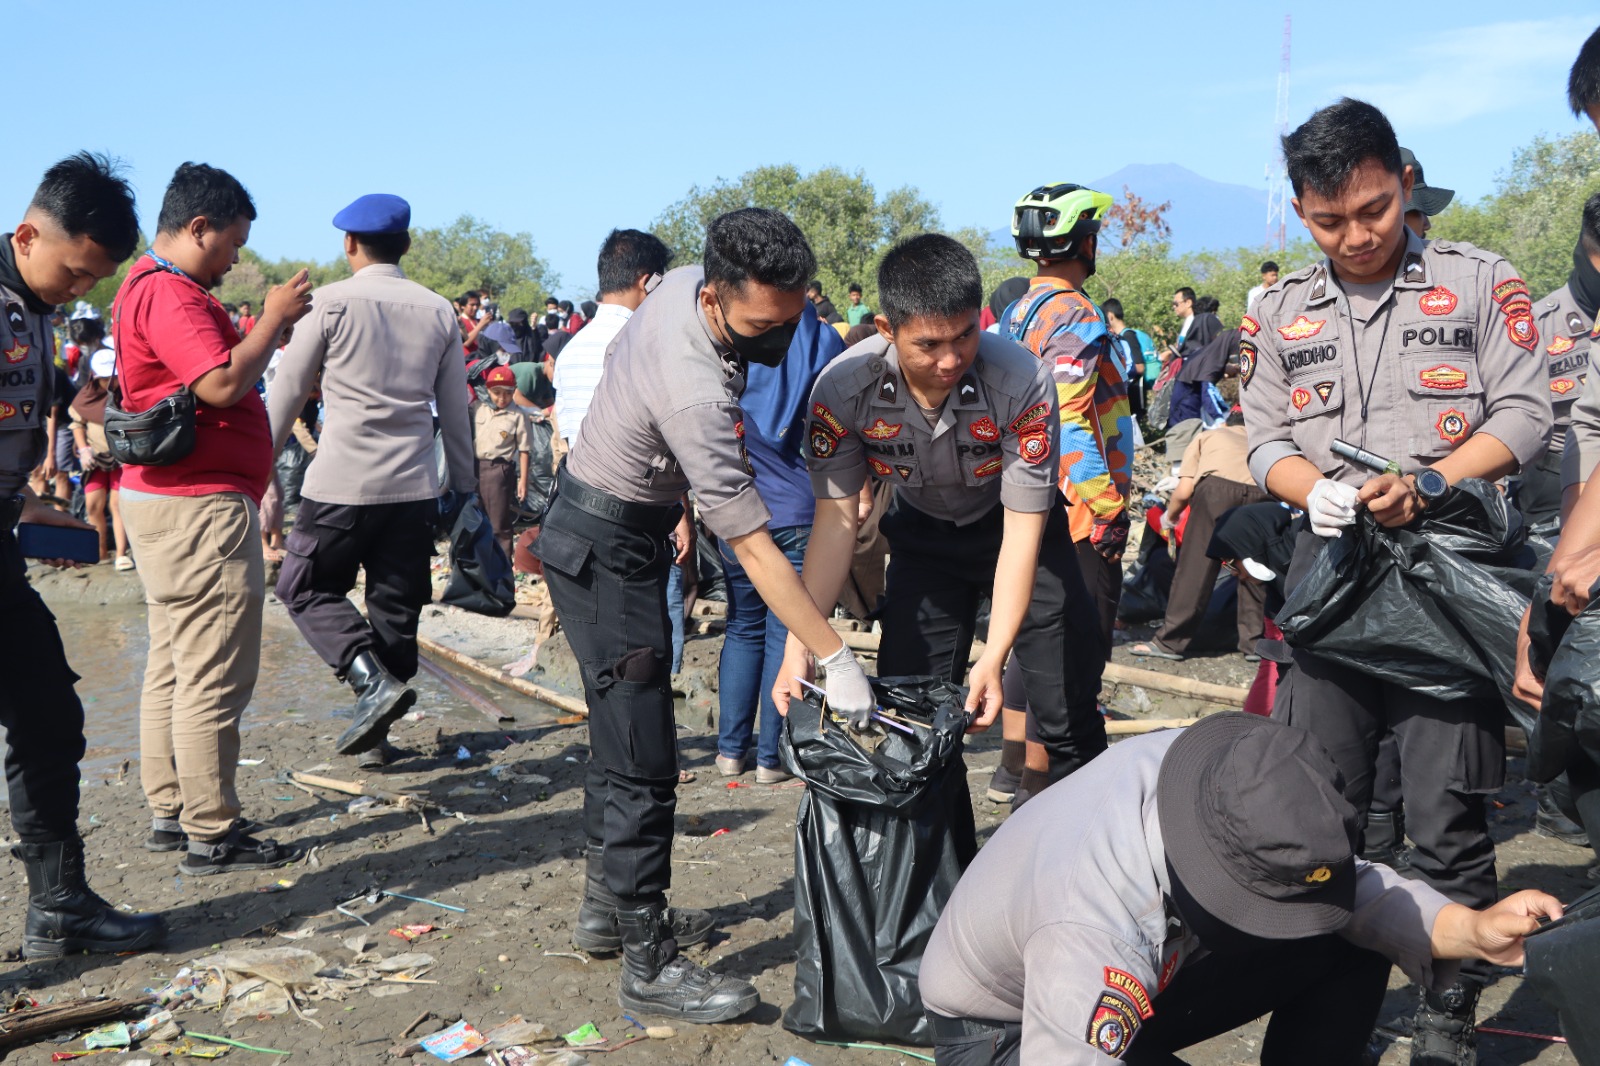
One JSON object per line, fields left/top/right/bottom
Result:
{"left": 1101, "top": 297, "right": 1125, "bottom": 320}
{"left": 1582, "top": 192, "right": 1600, "bottom": 256}
{"left": 559, "top": 300, "right": 573, "bottom": 313}
{"left": 876, "top": 233, "right": 982, "bottom": 330}
{"left": 596, "top": 228, "right": 671, "bottom": 296}
{"left": 848, "top": 282, "right": 863, "bottom": 295}
{"left": 352, "top": 230, "right": 410, "bottom": 264}
{"left": 223, "top": 302, "right": 237, "bottom": 314}
{"left": 545, "top": 313, "right": 561, "bottom": 330}
{"left": 545, "top": 296, "right": 558, "bottom": 306}
{"left": 580, "top": 299, "right": 597, "bottom": 318}
{"left": 1196, "top": 295, "right": 1220, "bottom": 314}
{"left": 1175, "top": 286, "right": 1196, "bottom": 303}
{"left": 27, "top": 152, "right": 139, "bottom": 262}
{"left": 1260, "top": 261, "right": 1279, "bottom": 274}
{"left": 239, "top": 300, "right": 252, "bottom": 309}
{"left": 69, "top": 317, "right": 105, "bottom": 346}
{"left": 1282, "top": 98, "right": 1401, "bottom": 199}
{"left": 155, "top": 162, "right": 257, "bottom": 237}
{"left": 806, "top": 279, "right": 824, "bottom": 295}
{"left": 703, "top": 207, "right": 816, "bottom": 296}
{"left": 458, "top": 291, "right": 480, "bottom": 306}
{"left": 1571, "top": 26, "right": 1600, "bottom": 118}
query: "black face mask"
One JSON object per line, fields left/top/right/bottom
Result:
{"left": 716, "top": 296, "right": 797, "bottom": 367}
{"left": 1570, "top": 239, "right": 1600, "bottom": 322}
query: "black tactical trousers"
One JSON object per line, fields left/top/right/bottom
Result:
{"left": 535, "top": 492, "right": 680, "bottom": 904}
{"left": 877, "top": 496, "right": 1107, "bottom": 777}
{"left": 1273, "top": 532, "right": 1501, "bottom": 913}
{"left": 0, "top": 523, "right": 87, "bottom": 842}
{"left": 929, "top": 934, "right": 1390, "bottom": 1066}
{"left": 276, "top": 498, "right": 436, "bottom": 681}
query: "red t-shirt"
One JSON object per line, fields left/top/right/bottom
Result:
{"left": 238, "top": 314, "right": 257, "bottom": 335}
{"left": 112, "top": 255, "right": 272, "bottom": 502}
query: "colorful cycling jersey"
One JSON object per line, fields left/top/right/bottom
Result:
{"left": 1005, "top": 278, "right": 1132, "bottom": 540}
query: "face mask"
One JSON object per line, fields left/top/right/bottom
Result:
{"left": 716, "top": 296, "right": 796, "bottom": 367}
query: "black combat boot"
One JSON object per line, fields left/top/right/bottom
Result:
{"left": 1534, "top": 786, "right": 1590, "bottom": 847}
{"left": 617, "top": 903, "right": 758, "bottom": 1023}
{"left": 16, "top": 839, "right": 166, "bottom": 958}
{"left": 573, "top": 844, "right": 713, "bottom": 953}
{"left": 335, "top": 651, "right": 416, "bottom": 755}
{"left": 1410, "top": 980, "right": 1481, "bottom": 1066}
{"left": 1360, "top": 807, "right": 1412, "bottom": 871}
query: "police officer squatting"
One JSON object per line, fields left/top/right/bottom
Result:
{"left": 3, "top": 46, "right": 1600, "bottom": 1066}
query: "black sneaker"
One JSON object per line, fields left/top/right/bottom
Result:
{"left": 178, "top": 829, "right": 302, "bottom": 877}
{"left": 145, "top": 815, "right": 263, "bottom": 853}
{"left": 986, "top": 763, "right": 1021, "bottom": 803}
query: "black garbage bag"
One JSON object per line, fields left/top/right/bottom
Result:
{"left": 1523, "top": 884, "right": 1600, "bottom": 1061}
{"left": 517, "top": 417, "right": 557, "bottom": 524}
{"left": 1524, "top": 572, "right": 1600, "bottom": 786}
{"left": 780, "top": 676, "right": 977, "bottom": 1047}
{"left": 440, "top": 493, "right": 516, "bottom": 616}
{"left": 1276, "top": 479, "right": 1537, "bottom": 734}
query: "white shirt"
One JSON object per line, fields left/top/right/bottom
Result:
{"left": 1246, "top": 284, "right": 1266, "bottom": 313}
{"left": 553, "top": 301, "right": 632, "bottom": 444}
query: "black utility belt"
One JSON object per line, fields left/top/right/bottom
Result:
{"left": 555, "top": 466, "right": 682, "bottom": 533}
{"left": 926, "top": 1012, "right": 1013, "bottom": 1040}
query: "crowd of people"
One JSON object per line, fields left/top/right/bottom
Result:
{"left": 4, "top": 27, "right": 1600, "bottom": 1066}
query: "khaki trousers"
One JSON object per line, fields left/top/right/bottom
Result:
{"left": 122, "top": 492, "right": 264, "bottom": 842}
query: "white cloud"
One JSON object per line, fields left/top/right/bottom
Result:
{"left": 1297, "top": 15, "right": 1593, "bottom": 130}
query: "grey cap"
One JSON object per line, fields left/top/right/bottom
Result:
{"left": 1401, "top": 147, "right": 1455, "bottom": 218}
{"left": 1157, "top": 713, "right": 1361, "bottom": 939}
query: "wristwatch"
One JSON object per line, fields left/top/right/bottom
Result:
{"left": 1415, "top": 468, "right": 1450, "bottom": 508}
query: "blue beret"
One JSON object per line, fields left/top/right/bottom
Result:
{"left": 332, "top": 193, "right": 411, "bottom": 234}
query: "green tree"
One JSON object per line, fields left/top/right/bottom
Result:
{"left": 1430, "top": 132, "right": 1600, "bottom": 297}
{"left": 652, "top": 165, "right": 943, "bottom": 311}
{"left": 403, "top": 214, "right": 560, "bottom": 312}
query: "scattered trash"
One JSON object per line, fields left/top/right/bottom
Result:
{"left": 483, "top": 1016, "right": 554, "bottom": 1048}
{"left": 128, "top": 1010, "right": 177, "bottom": 1042}
{"left": 543, "top": 1052, "right": 589, "bottom": 1066}
{"left": 389, "top": 924, "right": 435, "bottom": 942}
{"left": 237, "top": 758, "right": 264, "bottom": 767}
{"left": 380, "top": 889, "right": 467, "bottom": 913}
{"left": 82, "top": 1022, "right": 129, "bottom": 1049}
{"left": 563, "top": 1023, "right": 605, "bottom": 1047}
{"left": 541, "top": 951, "right": 588, "bottom": 964}
{"left": 255, "top": 879, "right": 294, "bottom": 894}
{"left": 447, "top": 785, "right": 489, "bottom": 798}
{"left": 276, "top": 927, "right": 316, "bottom": 941}
{"left": 420, "top": 1019, "right": 488, "bottom": 1061}
{"left": 184, "top": 1032, "right": 291, "bottom": 1056}
{"left": 488, "top": 1048, "right": 538, "bottom": 1066}
{"left": 726, "top": 782, "right": 749, "bottom": 789}
{"left": 455, "top": 746, "right": 472, "bottom": 762}
{"left": 783, "top": 1058, "right": 816, "bottom": 1066}
{"left": 488, "top": 766, "right": 551, "bottom": 785}
{"left": 709, "top": 828, "right": 731, "bottom": 838}
{"left": 374, "top": 953, "right": 435, "bottom": 975}
{"left": 347, "top": 796, "right": 382, "bottom": 817}
{"left": 645, "top": 1026, "right": 675, "bottom": 1040}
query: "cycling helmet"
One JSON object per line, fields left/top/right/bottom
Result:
{"left": 1012, "top": 183, "right": 1113, "bottom": 262}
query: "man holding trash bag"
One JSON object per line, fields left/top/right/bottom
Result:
{"left": 1241, "top": 99, "right": 1549, "bottom": 1064}
{"left": 919, "top": 713, "right": 1564, "bottom": 1065}
{"left": 774, "top": 233, "right": 1108, "bottom": 789}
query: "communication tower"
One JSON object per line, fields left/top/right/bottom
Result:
{"left": 1265, "top": 15, "right": 1292, "bottom": 251}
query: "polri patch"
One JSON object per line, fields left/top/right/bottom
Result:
{"left": 1492, "top": 277, "right": 1530, "bottom": 306}
{"left": 1238, "top": 342, "right": 1256, "bottom": 388}
{"left": 1277, "top": 315, "right": 1326, "bottom": 341}
{"left": 1290, "top": 387, "right": 1311, "bottom": 412}
{"left": 974, "top": 457, "right": 1001, "bottom": 478}
{"left": 1551, "top": 378, "right": 1576, "bottom": 395}
{"left": 1008, "top": 402, "right": 1050, "bottom": 432}
{"left": 1504, "top": 304, "right": 1537, "bottom": 352}
{"left": 1240, "top": 314, "right": 1260, "bottom": 336}
{"left": 1103, "top": 968, "right": 1154, "bottom": 1018}
{"left": 862, "top": 418, "right": 902, "bottom": 441}
{"left": 1086, "top": 991, "right": 1142, "bottom": 1058}
{"left": 3, "top": 341, "right": 27, "bottom": 364}
{"left": 969, "top": 417, "right": 999, "bottom": 442}
{"left": 0, "top": 401, "right": 16, "bottom": 421}
{"left": 1418, "top": 365, "right": 1468, "bottom": 391}
{"left": 812, "top": 403, "right": 848, "bottom": 438}
{"left": 1019, "top": 426, "right": 1051, "bottom": 465}
{"left": 1436, "top": 408, "right": 1470, "bottom": 444}
{"left": 895, "top": 464, "right": 914, "bottom": 480}
{"left": 868, "top": 456, "right": 893, "bottom": 478}
{"left": 1547, "top": 336, "right": 1575, "bottom": 356}
{"left": 1314, "top": 381, "right": 1335, "bottom": 405}
{"left": 809, "top": 422, "right": 838, "bottom": 458}
{"left": 1419, "top": 287, "right": 1457, "bottom": 317}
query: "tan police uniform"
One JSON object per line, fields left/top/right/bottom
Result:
{"left": 1242, "top": 226, "right": 1551, "bottom": 921}
{"left": 1520, "top": 285, "right": 1591, "bottom": 526}
{"left": 806, "top": 331, "right": 1108, "bottom": 778}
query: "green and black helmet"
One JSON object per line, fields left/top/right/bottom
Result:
{"left": 1012, "top": 183, "right": 1113, "bottom": 262}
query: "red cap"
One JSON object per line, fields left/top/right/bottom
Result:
{"left": 486, "top": 366, "right": 516, "bottom": 388}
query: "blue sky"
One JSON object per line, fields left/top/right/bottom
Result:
{"left": 8, "top": 0, "right": 1597, "bottom": 296}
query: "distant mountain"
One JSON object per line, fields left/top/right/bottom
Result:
{"left": 992, "top": 164, "right": 1273, "bottom": 256}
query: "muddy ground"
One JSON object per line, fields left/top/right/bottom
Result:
{"left": 0, "top": 560, "right": 1588, "bottom": 1065}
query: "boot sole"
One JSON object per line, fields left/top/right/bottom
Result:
{"left": 985, "top": 787, "right": 1017, "bottom": 803}
{"left": 618, "top": 985, "right": 759, "bottom": 1024}
{"left": 23, "top": 924, "right": 166, "bottom": 959}
{"left": 178, "top": 847, "right": 304, "bottom": 877}
{"left": 335, "top": 688, "right": 417, "bottom": 755}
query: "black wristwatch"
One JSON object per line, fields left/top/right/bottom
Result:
{"left": 1415, "top": 468, "right": 1450, "bottom": 509}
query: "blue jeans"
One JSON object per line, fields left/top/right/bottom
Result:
{"left": 717, "top": 525, "right": 810, "bottom": 769}
{"left": 667, "top": 563, "right": 686, "bottom": 674}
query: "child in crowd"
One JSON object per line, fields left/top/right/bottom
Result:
{"left": 473, "top": 365, "right": 529, "bottom": 561}
{"left": 67, "top": 347, "right": 131, "bottom": 569}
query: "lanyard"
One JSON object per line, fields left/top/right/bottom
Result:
{"left": 144, "top": 249, "right": 191, "bottom": 280}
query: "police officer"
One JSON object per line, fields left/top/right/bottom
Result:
{"left": 1523, "top": 194, "right": 1600, "bottom": 532}
{"left": 919, "top": 713, "right": 1564, "bottom": 1066}
{"left": 1399, "top": 147, "right": 1453, "bottom": 239}
{"left": 775, "top": 234, "right": 1107, "bottom": 789}
{"left": 535, "top": 208, "right": 875, "bottom": 1024}
{"left": 1243, "top": 99, "right": 1550, "bottom": 1066}
{"left": 269, "top": 194, "right": 478, "bottom": 768}
{"left": 0, "top": 153, "right": 164, "bottom": 957}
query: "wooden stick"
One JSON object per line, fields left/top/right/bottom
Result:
{"left": 398, "top": 1011, "right": 432, "bottom": 1040}
{"left": 0, "top": 994, "right": 154, "bottom": 1049}
{"left": 417, "top": 635, "right": 588, "bottom": 717}
{"left": 289, "top": 771, "right": 436, "bottom": 810}
{"left": 828, "top": 626, "right": 1250, "bottom": 706}
{"left": 417, "top": 657, "right": 515, "bottom": 725}
{"left": 1105, "top": 717, "right": 1203, "bottom": 735}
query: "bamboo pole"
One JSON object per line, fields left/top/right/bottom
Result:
{"left": 1105, "top": 716, "right": 1204, "bottom": 735}
{"left": 416, "top": 635, "right": 589, "bottom": 718}
{"left": 416, "top": 657, "right": 515, "bottom": 725}
{"left": 289, "top": 771, "right": 435, "bottom": 810}
{"left": 0, "top": 995, "right": 155, "bottom": 1049}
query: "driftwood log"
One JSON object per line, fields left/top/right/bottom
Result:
{"left": 417, "top": 636, "right": 588, "bottom": 718}
{"left": 0, "top": 994, "right": 155, "bottom": 1049}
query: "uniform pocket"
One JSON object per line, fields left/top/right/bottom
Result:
{"left": 1400, "top": 353, "right": 1484, "bottom": 459}
{"left": 275, "top": 529, "right": 318, "bottom": 603}
{"left": 534, "top": 523, "right": 598, "bottom": 624}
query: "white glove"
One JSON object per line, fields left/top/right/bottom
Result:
{"left": 1306, "top": 478, "right": 1360, "bottom": 538}
{"left": 1154, "top": 474, "right": 1180, "bottom": 494}
{"left": 818, "top": 644, "right": 874, "bottom": 729}
{"left": 1160, "top": 510, "right": 1177, "bottom": 534}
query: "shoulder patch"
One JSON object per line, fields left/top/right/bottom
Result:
{"left": 1086, "top": 991, "right": 1143, "bottom": 1058}
{"left": 1008, "top": 402, "right": 1050, "bottom": 432}
{"left": 1104, "top": 968, "right": 1154, "bottom": 1018}
{"left": 812, "top": 403, "right": 848, "bottom": 438}
{"left": 1502, "top": 301, "right": 1538, "bottom": 352}
{"left": 809, "top": 421, "right": 838, "bottom": 458}
{"left": 1238, "top": 341, "right": 1257, "bottom": 388}
{"left": 1492, "top": 278, "right": 1530, "bottom": 306}
{"left": 1239, "top": 315, "right": 1260, "bottom": 337}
